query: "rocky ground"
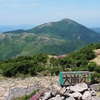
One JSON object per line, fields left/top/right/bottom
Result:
{"left": 0, "top": 76, "right": 100, "bottom": 100}
{"left": 0, "top": 76, "right": 58, "bottom": 100}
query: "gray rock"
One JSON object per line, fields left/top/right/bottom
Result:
{"left": 60, "top": 87, "right": 66, "bottom": 94}
{"left": 7, "top": 84, "right": 44, "bottom": 100}
{"left": 90, "top": 84, "right": 100, "bottom": 92}
{"left": 69, "top": 83, "right": 88, "bottom": 92}
{"left": 91, "top": 96, "right": 100, "bottom": 100}
{"left": 90, "top": 89, "right": 97, "bottom": 96}
{"left": 66, "top": 96, "right": 75, "bottom": 100}
{"left": 71, "top": 91, "right": 82, "bottom": 98}
{"left": 42, "top": 92, "right": 51, "bottom": 100}
{"left": 82, "top": 91, "right": 92, "bottom": 100}
{"left": 49, "top": 95, "right": 64, "bottom": 100}
{"left": 50, "top": 84, "right": 61, "bottom": 96}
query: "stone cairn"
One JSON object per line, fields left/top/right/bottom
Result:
{"left": 30, "top": 83, "right": 100, "bottom": 100}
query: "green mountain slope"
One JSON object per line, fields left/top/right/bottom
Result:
{"left": 1, "top": 18, "right": 100, "bottom": 60}
{"left": 27, "top": 18, "right": 100, "bottom": 42}
{"left": 0, "top": 33, "right": 66, "bottom": 60}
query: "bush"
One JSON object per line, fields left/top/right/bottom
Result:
{"left": 72, "top": 66, "right": 88, "bottom": 71}
{"left": 29, "top": 68, "right": 37, "bottom": 76}
{"left": 95, "top": 66, "right": 100, "bottom": 73}
{"left": 91, "top": 72, "right": 100, "bottom": 84}
{"left": 50, "top": 66, "right": 61, "bottom": 76}
{"left": 34, "top": 65, "right": 45, "bottom": 72}
{"left": 88, "top": 62, "right": 97, "bottom": 71}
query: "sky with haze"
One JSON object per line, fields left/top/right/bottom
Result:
{"left": 0, "top": 0, "right": 100, "bottom": 27}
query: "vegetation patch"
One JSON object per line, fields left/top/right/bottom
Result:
{"left": 0, "top": 43, "right": 100, "bottom": 83}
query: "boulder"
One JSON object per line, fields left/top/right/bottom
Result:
{"left": 69, "top": 83, "right": 88, "bottom": 92}
{"left": 82, "top": 91, "right": 91, "bottom": 100}
{"left": 42, "top": 92, "right": 51, "bottom": 100}
{"left": 90, "top": 84, "right": 100, "bottom": 92}
{"left": 66, "top": 96, "right": 75, "bottom": 100}
{"left": 49, "top": 94, "right": 64, "bottom": 100}
{"left": 91, "top": 96, "right": 100, "bottom": 100}
{"left": 90, "top": 89, "right": 97, "bottom": 96}
{"left": 64, "top": 91, "right": 82, "bottom": 99}
{"left": 50, "top": 84, "right": 61, "bottom": 96}
{"left": 71, "top": 91, "right": 82, "bottom": 98}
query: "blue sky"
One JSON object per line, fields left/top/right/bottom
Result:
{"left": 0, "top": 0, "right": 100, "bottom": 27}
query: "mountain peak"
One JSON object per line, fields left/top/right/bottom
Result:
{"left": 61, "top": 18, "right": 71, "bottom": 21}
{"left": 60, "top": 18, "right": 77, "bottom": 25}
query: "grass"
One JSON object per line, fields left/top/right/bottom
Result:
{"left": 0, "top": 74, "right": 8, "bottom": 80}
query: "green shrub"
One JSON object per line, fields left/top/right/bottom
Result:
{"left": 29, "top": 68, "right": 37, "bottom": 76}
{"left": 95, "top": 66, "right": 100, "bottom": 73}
{"left": 50, "top": 66, "right": 61, "bottom": 76}
{"left": 88, "top": 62, "right": 97, "bottom": 71}
{"left": 91, "top": 72, "right": 100, "bottom": 84}
{"left": 72, "top": 66, "right": 88, "bottom": 71}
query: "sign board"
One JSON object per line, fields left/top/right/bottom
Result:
{"left": 59, "top": 71, "right": 91, "bottom": 86}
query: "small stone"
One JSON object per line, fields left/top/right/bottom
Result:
{"left": 60, "top": 87, "right": 66, "bottom": 94}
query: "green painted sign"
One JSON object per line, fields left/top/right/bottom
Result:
{"left": 59, "top": 71, "right": 91, "bottom": 86}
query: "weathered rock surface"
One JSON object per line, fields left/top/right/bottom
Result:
{"left": 49, "top": 94, "right": 64, "bottom": 100}
{"left": 66, "top": 96, "right": 75, "bottom": 100}
{"left": 42, "top": 92, "right": 51, "bottom": 100}
{"left": 68, "top": 83, "right": 88, "bottom": 92}
{"left": 0, "top": 76, "right": 58, "bottom": 100}
{"left": 82, "top": 91, "right": 91, "bottom": 100}
{"left": 70, "top": 91, "right": 82, "bottom": 98}
{"left": 90, "top": 83, "right": 100, "bottom": 92}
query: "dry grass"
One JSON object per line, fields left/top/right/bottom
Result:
{"left": 91, "top": 49, "right": 100, "bottom": 65}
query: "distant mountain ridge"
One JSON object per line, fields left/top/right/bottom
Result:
{"left": 0, "top": 25, "right": 34, "bottom": 33}
{"left": 91, "top": 27, "right": 100, "bottom": 33}
{"left": 0, "top": 18, "right": 100, "bottom": 60}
